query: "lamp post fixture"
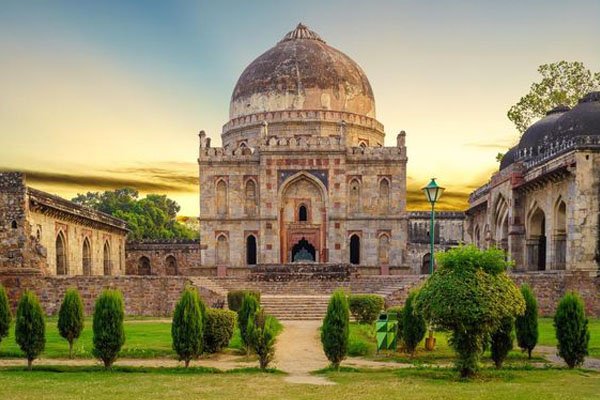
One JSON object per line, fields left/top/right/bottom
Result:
{"left": 422, "top": 178, "right": 445, "bottom": 274}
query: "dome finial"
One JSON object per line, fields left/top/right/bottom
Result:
{"left": 280, "top": 23, "right": 325, "bottom": 43}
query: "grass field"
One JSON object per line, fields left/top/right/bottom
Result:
{"left": 0, "top": 317, "right": 242, "bottom": 359}
{"left": 0, "top": 366, "right": 597, "bottom": 400}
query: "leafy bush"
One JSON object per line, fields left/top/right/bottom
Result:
{"left": 415, "top": 245, "right": 525, "bottom": 378}
{"left": 490, "top": 316, "right": 514, "bottom": 368}
{"left": 204, "top": 308, "right": 236, "bottom": 354}
{"left": 402, "top": 291, "right": 426, "bottom": 355}
{"left": 227, "top": 290, "right": 260, "bottom": 312}
{"left": 321, "top": 289, "right": 349, "bottom": 369}
{"left": 247, "top": 309, "right": 280, "bottom": 369}
{"left": 515, "top": 284, "right": 538, "bottom": 359}
{"left": 348, "top": 294, "right": 384, "bottom": 324}
{"left": 0, "top": 284, "right": 12, "bottom": 347}
{"left": 554, "top": 291, "right": 589, "bottom": 368}
{"left": 172, "top": 288, "right": 203, "bottom": 367}
{"left": 57, "top": 288, "right": 85, "bottom": 359}
{"left": 238, "top": 294, "right": 260, "bottom": 352}
{"left": 92, "top": 290, "right": 125, "bottom": 369}
{"left": 15, "top": 290, "right": 45, "bottom": 370}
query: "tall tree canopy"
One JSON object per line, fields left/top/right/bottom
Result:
{"left": 508, "top": 61, "right": 600, "bottom": 134}
{"left": 72, "top": 188, "right": 198, "bottom": 240}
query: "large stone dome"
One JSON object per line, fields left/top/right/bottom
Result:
{"left": 229, "top": 23, "right": 376, "bottom": 120}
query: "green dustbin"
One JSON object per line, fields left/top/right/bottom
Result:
{"left": 376, "top": 313, "right": 398, "bottom": 352}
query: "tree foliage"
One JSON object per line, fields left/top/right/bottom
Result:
{"left": 0, "top": 284, "right": 12, "bottom": 347}
{"left": 507, "top": 61, "right": 600, "bottom": 133}
{"left": 348, "top": 294, "right": 384, "bottom": 325}
{"left": 515, "top": 284, "right": 539, "bottom": 359}
{"left": 227, "top": 290, "right": 261, "bottom": 312}
{"left": 72, "top": 188, "right": 198, "bottom": 240}
{"left": 57, "top": 288, "right": 85, "bottom": 359}
{"left": 203, "top": 308, "right": 236, "bottom": 354}
{"left": 238, "top": 294, "right": 260, "bottom": 352}
{"left": 171, "top": 288, "right": 203, "bottom": 366}
{"left": 247, "top": 309, "right": 280, "bottom": 370}
{"left": 490, "top": 316, "right": 514, "bottom": 369}
{"left": 15, "top": 290, "right": 46, "bottom": 370}
{"left": 402, "top": 291, "right": 426, "bottom": 355}
{"left": 554, "top": 292, "right": 589, "bottom": 368}
{"left": 92, "top": 290, "right": 125, "bottom": 369}
{"left": 415, "top": 245, "right": 525, "bottom": 377}
{"left": 321, "top": 289, "right": 350, "bottom": 369}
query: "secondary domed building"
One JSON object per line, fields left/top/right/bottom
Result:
{"left": 197, "top": 24, "right": 411, "bottom": 275}
{"left": 467, "top": 92, "right": 600, "bottom": 272}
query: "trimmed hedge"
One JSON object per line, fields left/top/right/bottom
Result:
{"left": 227, "top": 290, "right": 261, "bottom": 312}
{"left": 204, "top": 308, "right": 237, "bottom": 354}
{"left": 348, "top": 294, "right": 384, "bottom": 325}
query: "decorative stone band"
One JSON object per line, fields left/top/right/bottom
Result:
{"left": 517, "top": 134, "right": 600, "bottom": 169}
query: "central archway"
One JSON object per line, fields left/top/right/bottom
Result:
{"left": 291, "top": 238, "right": 316, "bottom": 262}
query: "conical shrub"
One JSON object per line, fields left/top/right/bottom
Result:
{"left": 490, "top": 316, "right": 514, "bottom": 368}
{"left": 58, "top": 288, "right": 85, "bottom": 358}
{"left": 515, "top": 284, "right": 538, "bottom": 359}
{"left": 92, "top": 289, "right": 125, "bottom": 369}
{"left": 238, "top": 294, "right": 260, "bottom": 352}
{"left": 402, "top": 291, "right": 426, "bottom": 355}
{"left": 171, "top": 287, "right": 203, "bottom": 367}
{"left": 554, "top": 291, "right": 589, "bottom": 368}
{"left": 15, "top": 290, "right": 46, "bottom": 370}
{"left": 321, "top": 289, "right": 349, "bottom": 369}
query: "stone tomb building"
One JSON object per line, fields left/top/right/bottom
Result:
{"left": 0, "top": 172, "right": 128, "bottom": 276}
{"left": 198, "top": 24, "right": 411, "bottom": 276}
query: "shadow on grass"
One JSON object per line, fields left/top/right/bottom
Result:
{"left": 0, "top": 365, "right": 283, "bottom": 375}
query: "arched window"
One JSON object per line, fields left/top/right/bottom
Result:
{"left": 166, "top": 255, "right": 177, "bottom": 275}
{"left": 358, "top": 141, "right": 367, "bottom": 148}
{"left": 474, "top": 225, "right": 481, "bottom": 248}
{"left": 378, "top": 234, "right": 390, "bottom": 265}
{"left": 138, "top": 256, "right": 151, "bottom": 275}
{"left": 216, "top": 179, "right": 228, "bottom": 215}
{"left": 421, "top": 253, "right": 431, "bottom": 274}
{"left": 554, "top": 200, "right": 567, "bottom": 270}
{"left": 349, "top": 179, "right": 360, "bottom": 213}
{"left": 11, "top": 220, "right": 17, "bottom": 229}
{"left": 244, "top": 179, "right": 257, "bottom": 216}
{"left": 298, "top": 205, "right": 308, "bottom": 222}
{"left": 36, "top": 228, "right": 41, "bottom": 240}
{"left": 82, "top": 237, "right": 92, "bottom": 276}
{"left": 216, "top": 235, "right": 229, "bottom": 265}
{"left": 56, "top": 232, "right": 67, "bottom": 275}
{"left": 246, "top": 235, "right": 257, "bottom": 265}
{"left": 527, "top": 207, "right": 546, "bottom": 271}
{"left": 349, "top": 234, "right": 360, "bottom": 265}
{"left": 378, "top": 178, "right": 390, "bottom": 213}
{"left": 103, "top": 241, "right": 111, "bottom": 276}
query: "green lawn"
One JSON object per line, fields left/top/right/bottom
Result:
{"left": 0, "top": 317, "right": 242, "bottom": 359}
{"left": 0, "top": 367, "right": 597, "bottom": 400}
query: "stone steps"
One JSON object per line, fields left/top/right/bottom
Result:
{"left": 260, "top": 295, "right": 329, "bottom": 320}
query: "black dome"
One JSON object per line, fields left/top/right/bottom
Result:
{"left": 500, "top": 147, "right": 516, "bottom": 170}
{"left": 552, "top": 91, "right": 600, "bottom": 140}
{"left": 517, "top": 105, "right": 569, "bottom": 154}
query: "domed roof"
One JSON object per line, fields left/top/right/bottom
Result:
{"left": 229, "top": 23, "right": 376, "bottom": 120}
{"left": 518, "top": 105, "right": 570, "bottom": 152}
{"left": 499, "top": 146, "right": 516, "bottom": 170}
{"left": 553, "top": 91, "right": 600, "bottom": 139}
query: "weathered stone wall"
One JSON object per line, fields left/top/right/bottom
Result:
{"left": 0, "top": 275, "right": 223, "bottom": 316}
{"left": 125, "top": 240, "right": 201, "bottom": 275}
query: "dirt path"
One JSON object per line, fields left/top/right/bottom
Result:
{"left": 536, "top": 345, "right": 600, "bottom": 370}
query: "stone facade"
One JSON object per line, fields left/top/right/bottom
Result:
{"left": 125, "top": 240, "right": 202, "bottom": 276}
{"left": 0, "top": 172, "right": 128, "bottom": 276}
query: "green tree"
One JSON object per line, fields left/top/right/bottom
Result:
{"left": 321, "top": 289, "right": 350, "bottom": 369}
{"left": 171, "top": 288, "right": 203, "bottom": 367}
{"left": 15, "top": 291, "right": 46, "bottom": 370}
{"left": 203, "top": 308, "right": 236, "bottom": 354}
{"left": 508, "top": 61, "right": 600, "bottom": 133}
{"left": 57, "top": 288, "right": 85, "bottom": 359}
{"left": 554, "top": 292, "right": 589, "bottom": 368}
{"left": 490, "top": 316, "right": 514, "bottom": 369}
{"left": 515, "top": 284, "right": 539, "bottom": 359}
{"left": 415, "top": 245, "right": 525, "bottom": 378}
{"left": 92, "top": 290, "right": 125, "bottom": 369}
{"left": 247, "top": 309, "right": 280, "bottom": 370}
{"left": 402, "top": 291, "right": 426, "bottom": 356}
{"left": 238, "top": 294, "right": 260, "bottom": 353}
{"left": 0, "top": 284, "right": 12, "bottom": 348}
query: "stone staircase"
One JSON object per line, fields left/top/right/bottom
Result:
{"left": 261, "top": 295, "right": 330, "bottom": 320}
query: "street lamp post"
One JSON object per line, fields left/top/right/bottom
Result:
{"left": 422, "top": 178, "right": 445, "bottom": 274}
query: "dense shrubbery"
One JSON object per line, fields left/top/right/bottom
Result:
{"left": 348, "top": 294, "right": 384, "bottom": 324}
{"left": 172, "top": 288, "right": 203, "bottom": 367}
{"left": 58, "top": 288, "right": 84, "bottom": 359}
{"left": 554, "top": 292, "right": 589, "bottom": 368}
{"left": 415, "top": 245, "right": 525, "bottom": 377}
{"left": 247, "top": 309, "right": 281, "bottom": 370}
{"left": 92, "top": 290, "right": 125, "bottom": 369}
{"left": 515, "top": 284, "right": 538, "bottom": 359}
{"left": 0, "top": 284, "right": 12, "bottom": 348}
{"left": 490, "top": 316, "right": 514, "bottom": 368}
{"left": 15, "top": 291, "right": 46, "bottom": 370}
{"left": 238, "top": 294, "right": 260, "bottom": 352}
{"left": 204, "top": 308, "right": 236, "bottom": 354}
{"left": 321, "top": 289, "right": 349, "bottom": 369}
{"left": 227, "top": 290, "right": 261, "bottom": 312}
{"left": 402, "top": 291, "right": 426, "bottom": 355}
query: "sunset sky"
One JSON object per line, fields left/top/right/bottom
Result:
{"left": 1, "top": 1, "right": 599, "bottom": 215}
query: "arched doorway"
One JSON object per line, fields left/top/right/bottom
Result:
{"left": 56, "top": 232, "right": 67, "bottom": 275}
{"left": 292, "top": 238, "right": 316, "bottom": 262}
{"left": 554, "top": 200, "right": 567, "bottom": 270}
{"left": 103, "top": 241, "right": 111, "bottom": 276}
{"left": 138, "top": 256, "right": 151, "bottom": 275}
{"left": 216, "top": 235, "right": 229, "bottom": 265}
{"left": 166, "top": 255, "right": 177, "bottom": 275}
{"left": 349, "top": 234, "right": 360, "bottom": 265}
{"left": 246, "top": 235, "right": 257, "bottom": 265}
{"left": 82, "top": 237, "right": 92, "bottom": 276}
{"left": 421, "top": 253, "right": 431, "bottom": 274}
{"left": 527, "top": 207, "right": 546, "bottom": 271}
